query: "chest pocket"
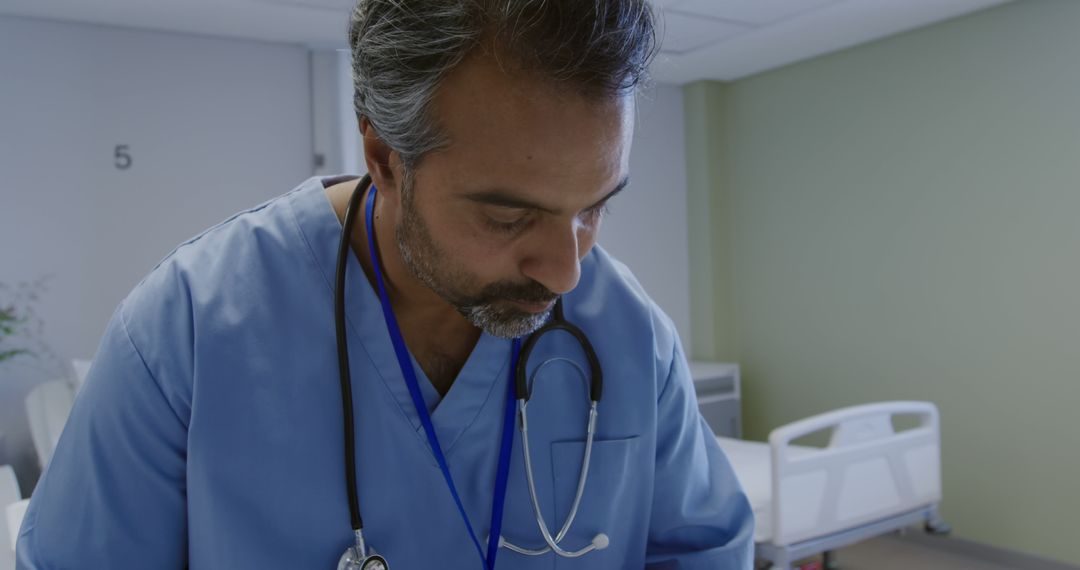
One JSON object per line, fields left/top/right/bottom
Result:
{"left": 549, "top": 436, "right": 646, "bottom": 569}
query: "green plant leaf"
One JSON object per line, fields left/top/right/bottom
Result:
{"left": 0, "top": 349, "right": 29, "bottom": 362}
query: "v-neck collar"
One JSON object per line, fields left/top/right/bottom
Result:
{"left": 285, "top": 175, "right": 512, "bottom": 456}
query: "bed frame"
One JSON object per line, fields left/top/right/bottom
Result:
{"left": 719, "top": 401, "right": 948, "bottom": 570}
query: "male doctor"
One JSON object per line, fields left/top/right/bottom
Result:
{"left": 17, "top": 0, "right": 753, "bottom": 568}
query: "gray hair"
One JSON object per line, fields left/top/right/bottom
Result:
{"left": 347, "top": 0, "right": 658, "bottom": 170}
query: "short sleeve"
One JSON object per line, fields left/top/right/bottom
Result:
{"left": 16, "top": 302, "right": 189, "bottom": 569}
{"left": 644, "top": 336, "right": 755, "bottom": 569}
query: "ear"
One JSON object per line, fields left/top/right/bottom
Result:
{"left": 359, "top": 116, "right": 405, "bottom": 206}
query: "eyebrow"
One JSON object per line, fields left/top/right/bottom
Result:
{"left": 462, "top": 176, "right": 630, "bottom": 215}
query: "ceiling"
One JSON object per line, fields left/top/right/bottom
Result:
{"left": 652, "top": 0, "right": 1009, "bottom": 82}
{"left": 0, "top": 0, "right": 1010, "bottom": 84}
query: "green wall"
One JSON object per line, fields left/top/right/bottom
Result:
{"left": 684, "top": 82, "right": 736, "bottom": 363}
{"left": 686, "top": 0, "right": 1080, "bottom": 564}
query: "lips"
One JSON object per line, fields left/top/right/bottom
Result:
{"left": 508, "top": 298, "right": 555, "bottom": 314}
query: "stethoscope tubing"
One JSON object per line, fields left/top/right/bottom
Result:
{"left": 515, "top": 299, "right": 603, "bottom": 403}
{"left": 336, "top": 174, "right": 372, "bottom": 535}
{"left": 510, "top": 400, "right": 601, "bottom": 558}
{"left": 497, "top": 355, "right": 606, "bottom": 557}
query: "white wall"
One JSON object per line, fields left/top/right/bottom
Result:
{"left": 336, "top": 50, "right": 365, "bottom": 177}
{"left": 310, "top": 49, "right": 347, "bottom": 177}
{"left": 604, "top": 83, "right": 692, "bottom": 346}
{"left": 0, "top": 15, "right": 313, "bottom": 491}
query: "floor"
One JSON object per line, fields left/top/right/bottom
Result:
{"left": 833, "top": 535, "right": 1019, "bottom": 570}
{"left": 773, "top": 532, "right": 1076, "bottom": 570}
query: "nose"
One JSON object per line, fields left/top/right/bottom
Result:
{"left": 520, "top": 219, "right": 585, "bottom": 296}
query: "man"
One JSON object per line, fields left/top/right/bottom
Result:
{"left": 17, "top": 1, "right": 753, "bottom": 568}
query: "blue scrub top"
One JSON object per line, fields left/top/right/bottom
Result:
{"left": 16, "top": 175, "right": 753, "bottom": 569}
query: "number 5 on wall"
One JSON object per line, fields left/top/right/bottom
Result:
{"left": 115, "top": 144, "right": 132, "bottom": 170}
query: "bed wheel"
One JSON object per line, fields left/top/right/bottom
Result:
{"left": 925, "top": 518, "right": 953, "bottom": 536}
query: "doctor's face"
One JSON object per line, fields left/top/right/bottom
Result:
{"left": 393, "top": 52, "right": 635, "bottom": 339}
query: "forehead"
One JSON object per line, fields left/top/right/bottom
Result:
{"left": 419, "top": 51, "right": 634, "bottom": 198}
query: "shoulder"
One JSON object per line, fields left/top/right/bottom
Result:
{"left": 118, "top": 178, "right": 318, "bottom": 383}
{"left": 569, "top": 245, "right": 681, "bottom": 379}
{"left": 138, "top": 181, "right": 309, "bottom": 295}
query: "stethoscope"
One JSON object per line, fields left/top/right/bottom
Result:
{"left": 334, "top": 175, "right": 608, "bottom": 570}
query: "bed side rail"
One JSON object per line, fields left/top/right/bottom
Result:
{"left": 768, "top": 401, "right": 942, "bottom": 546}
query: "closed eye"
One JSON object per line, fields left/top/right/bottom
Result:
{"left": 582, "top": 201, "right": 610, "bottom": 222}
{"left": 484, "top": 208, "right": 532, "bottom": 233}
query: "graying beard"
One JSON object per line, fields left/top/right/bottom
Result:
{"left": 395, "top": 191, "right": 548, "bottom": 339}
{"left": 466, "top": 303, "right": 550, "bottom": 339}
{"left": 400, "top": 234, "right": 550, "bottom": 338}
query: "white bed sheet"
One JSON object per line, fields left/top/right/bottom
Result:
{"left": 716, "top": 436, "right": 816, "bottom": 543}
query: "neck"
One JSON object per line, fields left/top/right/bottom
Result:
{"left": 326, "top": 179, "right": 481, "bottom": 393}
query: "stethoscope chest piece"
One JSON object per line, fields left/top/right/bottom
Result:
{"left": 338, "top": 546, "right": 388, "bottom": 570}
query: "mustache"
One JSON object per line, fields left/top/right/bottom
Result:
{"left": 477, "top": 280, "right": 556, "bottom": 305}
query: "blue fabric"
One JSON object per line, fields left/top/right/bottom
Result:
{"left": 16, "top": 175, "right": 754, "bottom": 569}
{"left": 363, "top": 184, "right": 516, "bottom": 570}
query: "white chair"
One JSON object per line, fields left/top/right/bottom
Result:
{"left": 25, "top": 381, "right": 76, "bottom": 469}
{"left": 5, "top": 500, "right": 29, "bottom": 557}
{"left": 0, "top": 465, "right": 21, "bottom": 567}
{"left": 70, "top": 358, "right": 93, "bottom": 392}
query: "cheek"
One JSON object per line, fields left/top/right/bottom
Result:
{"left": 436, "top": 215, "right": 520, "bottom": 275}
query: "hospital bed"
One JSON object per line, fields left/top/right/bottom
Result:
{"left": 715, "top": 401, "right": 948, "bottom": 570}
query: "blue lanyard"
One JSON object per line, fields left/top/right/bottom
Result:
{"left": 364, "top": 185, "right": 517, "bottom": 570}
